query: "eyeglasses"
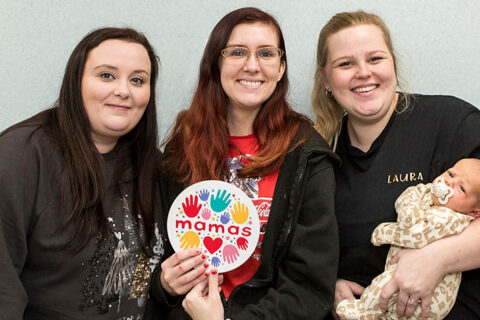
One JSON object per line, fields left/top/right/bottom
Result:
{"left": 221, "top": 46, "right": 284, "bottom": 65}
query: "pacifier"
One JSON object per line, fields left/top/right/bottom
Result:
{"left": 431, "top": 176, "right": 454, "bottom": 205}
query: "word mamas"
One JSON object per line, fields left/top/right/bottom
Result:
{"left": 176, "top": 220, "right": 252, "bottom": 237}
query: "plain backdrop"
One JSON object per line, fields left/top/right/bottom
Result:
{"left": 1, "top": 0, "right": 479, "bottom": 140}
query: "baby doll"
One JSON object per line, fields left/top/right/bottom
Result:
{"left": 336, "top": 158, "right": 480, "bottom": 320}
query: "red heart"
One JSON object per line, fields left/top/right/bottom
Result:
{"left": 203, "top": 236, "right": 223, "bottom": 254}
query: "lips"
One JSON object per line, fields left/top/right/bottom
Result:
{"left": 352, "top": 84, "right": 378, "bottom": 93}
{"left": 106, "top": 104, "right": 130, "bottom": 111}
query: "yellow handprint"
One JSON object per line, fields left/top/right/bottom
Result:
{"left": 179, "top": 231, "right": 200, "bottom": 249}
{"left": 231, "top": 202, "right": 249, "bottom": 224}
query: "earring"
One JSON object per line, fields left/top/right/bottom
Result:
{"left": 325, "top": 89, "right": 333, "bottom": 97}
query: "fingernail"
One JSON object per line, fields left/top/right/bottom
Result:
{"left": 211, "top": 269, "right": 218, "bottom": 275}
{"left": 203, "top": 263, "right": 209, "bottom": 268}
{"left": 204, "top": 272, "right": 209, "bottom": 277}
{"left": 201, "top": 254, "right": 206, "bottom": 259}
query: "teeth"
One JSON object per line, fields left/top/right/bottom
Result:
{"left": 353, "top": 85, "right": 377, "bottom": 93}
{"left": 239, "top": 80, "right": 262, "bottom": 86}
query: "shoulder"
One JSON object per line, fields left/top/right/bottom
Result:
{"left": 0, "top": 123, "right": 59, "bottom": 168}
{"left": 295, "top": 122, "right": 340, "bottom": 168}
{"left": 1, "top": 124, "right": 49, "bottom": 151}
{"left": 408, "top": 94, "right": 479, "bottom": 118}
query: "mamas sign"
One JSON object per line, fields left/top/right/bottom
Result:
{"left": 167, "top": 180, "right": 260, "bottom": 273}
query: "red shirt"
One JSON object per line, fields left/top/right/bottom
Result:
{"left": 222, "top": 134, "right": 279, "bottom": 298}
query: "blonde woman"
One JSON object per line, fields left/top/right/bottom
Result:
{"left": 312, "top": 10, "right": 480, "bottom": 320}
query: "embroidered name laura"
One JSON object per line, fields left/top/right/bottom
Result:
{"left": 387, "top": 172, "right": 424, "bottom": 184}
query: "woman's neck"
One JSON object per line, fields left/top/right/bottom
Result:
{"left": 92, "top": 135, "right": 118, "bottom": 154}
{"left": 227, "top": 105, "right": 259, "bottom": 136}
{"left": 347, "top": 93, "right": 398, "bottom": 152}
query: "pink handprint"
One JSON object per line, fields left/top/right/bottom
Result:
{"left": 223, "top": 245, "right": 239, "bottom": 264}
{"left": 182, "top": 195, "right": 201, "bottom": 218}
{"left": 236, "top": 237, "right": 248, "bottom": 250}
{"left": 201, "top": 208, "right": 211, "bottom": 220}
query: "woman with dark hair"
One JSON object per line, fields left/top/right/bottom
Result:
{"left": 0, "top": 27, "right": 165, "bottom": 319}
{"left": 152, "top": 7, "right": 339, "bottom": 320}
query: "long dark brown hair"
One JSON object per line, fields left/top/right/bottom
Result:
{"left": 162, "top": 7, "right": 310, "bottom": 185}
{"left": 2, "top": 27, "right": 160, "bottom": 251}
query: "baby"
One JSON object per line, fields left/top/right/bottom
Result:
{"left": 336, "top": 158, "right": 480, "bottom": 320}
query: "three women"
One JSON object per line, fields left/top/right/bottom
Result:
{"left": 2, "top": 7, "right": 478, "bottom": 320}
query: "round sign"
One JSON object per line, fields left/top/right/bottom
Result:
{"left": 167, "top": 180, "right": 260, "bottom": 273}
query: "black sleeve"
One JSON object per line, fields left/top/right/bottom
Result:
{"left": 149, "top": 172, "right": 184, "bottom": 310}
{"left": 448, "top": 105, "right": 480, "bottom": 160}
{"left": 233, "top": 158, "right": 339, "bottom": 320}
{"left": 0, "top": 129, "right": 38, "bottom": 319}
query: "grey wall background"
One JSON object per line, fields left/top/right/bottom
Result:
{"left": 1, "top": 0, "right": 479, "bottom": 141}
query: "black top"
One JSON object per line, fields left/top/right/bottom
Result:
{"left": 152, "top": 125, "right": 340, "bottom": 319}
{"left": 0, "top": 125, "right": 165, "bottom": 319}
{"left": 334, "top": 94, "right": 480, "bottom": 319}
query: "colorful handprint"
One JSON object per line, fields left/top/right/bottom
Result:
{"left": 223, "top": 245, "right": 239, "bottom": 264}
{"left": 211, "top": 257, "right": 221, "bottom": 268}
{"left": 210, "top": 189, "right": 231, "bottom": 212}
{"left": 180, "top": 231, "right": 200, "bottom": 249}
{"left": 168, "top": 180, "right": 260, "bottom": 273}
{"left": 182, "top": 194, "right": 201, "bottom": 218}
{"left": 198, "top": 189, "right": 210, "bottom": 201}
{"left": 201, "top": 208, "right": 211, "bottom": 220}
{"left": 220, "top": 212, "right": 230, "bottom": 224}
{"left": 236, "top": 237, "right": 248, "bottom": 250}
{"left": 231, "top": 202, "right": 248, "bottom": 224}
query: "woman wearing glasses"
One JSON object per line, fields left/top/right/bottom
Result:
{"left": 152, "top": 7, "right": 339, "bottom": 320}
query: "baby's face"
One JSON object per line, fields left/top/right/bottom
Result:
{"left": 431, "top": 159, "right": 480, "bottom": 215}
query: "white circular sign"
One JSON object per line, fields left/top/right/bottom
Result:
{"left": 167, "top": 180, "right": 260, "bottom": 273}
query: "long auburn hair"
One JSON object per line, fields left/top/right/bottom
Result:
{"left": 2, "top": 27, "right": 160, "bottom": 251}
{"left": 162, "top": 7, "right": 310, "bottom": 185}
{"left": 311, "top": 10, "right": 408, "bottom": 145}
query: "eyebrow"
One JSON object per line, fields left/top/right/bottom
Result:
{"left": 330, "top": 50, "right": 389, "bottom": 64}
{"left": 225, "top": 44, "right": 277, "bottom": 48}
{"left": 93, "top": 64, "right": 150, "bottom": 75}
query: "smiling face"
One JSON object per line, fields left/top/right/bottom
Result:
{"left": 220, "top": 22, "right": 285, "bottom": 125}
{"left": 322, "top": 24, "right": 397, "bottom": 124}
{"left": 432, "top": 159, "right": 480, "bottom": 216}
{"left": 81, "top": 39, "right": 151, "bottom": 153}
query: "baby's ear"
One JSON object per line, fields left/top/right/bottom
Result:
{"left": 468, "top": 208, "right": 480, "bottom": 218}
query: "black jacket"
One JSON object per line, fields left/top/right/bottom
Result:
{"left": 152, "top": 128, "right": 340, "bottom": 320}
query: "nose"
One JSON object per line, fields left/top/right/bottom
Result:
{"left": 114, "top": 80, "right": 130, "bottom": 98}
{"left": 445, "top": 175, "right": 456, "bottom": 187}
{"left": 243, "top": 52, "right": 260, "bottom": 72}
{"left": 355, "top": 62, "right": 372, "bottom": 78}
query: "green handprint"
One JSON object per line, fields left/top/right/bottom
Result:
{"left": 210, "top": 189, "right": 231, "bottom": 212}
{"left": 179, "top": 231, "right": 200, "bottom": 249}
{"left": 231, "top": 202, "right": 249, "bottom": 224}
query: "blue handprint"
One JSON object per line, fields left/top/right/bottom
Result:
{"left": 198, "top": 189, "right": 209, "bottom": 202}
{"left": 210, "top": 189, "right": 231, "bottom": 212}
{"left": 211, "top": 257, "right": 221, "bottom": 268}
{"left": 220, "top": 212, "right": 230, "bottom": 224}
